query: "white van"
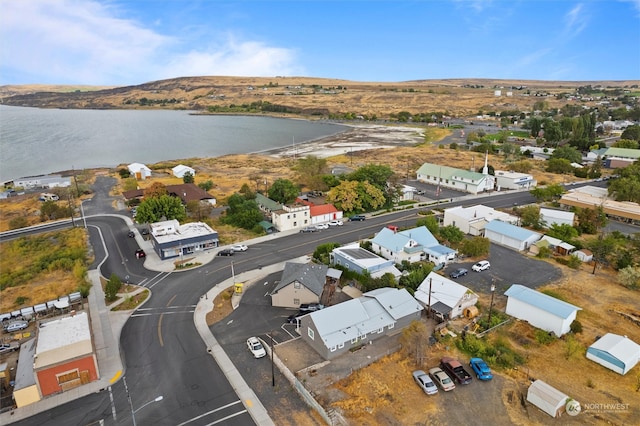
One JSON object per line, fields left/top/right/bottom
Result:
{"left": 4, "top": 321, "right": 28, "bottom": 333}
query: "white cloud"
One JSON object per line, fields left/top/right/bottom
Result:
{"left": 0, "top": 0, "right": 301, "bottom": 85}
{"left": 564, "top": 3, "right": 589, "bottom": 37}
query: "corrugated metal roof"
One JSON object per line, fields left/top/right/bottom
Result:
{"left": 417, "top": 163, "right": 487, "bottom": 182}
{"left": 588, "top": 333, "right": 640, "bottom": 363}
{"left": 415, "top": 272, "right": 476, "bottom": 309}
{"left": 310, "top": 204, "right": 339, "bottom": 216}
{"left": 485, "top": 220, "right": 542, "bottom": 242}
{"left": 504, "top": 284, "right": 581, "bottom": 319}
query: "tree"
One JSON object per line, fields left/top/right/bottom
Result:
{"left": 222, "top": 193, "right": 263, "bottom": 230}
{"left": 313, "top": 242, "right": 341, "bottom": 264}
{"left": 268, "top": 178, "right": 299, "bottom": 204}
{"left": 295, "top": 156, "right": 329, "bottom": 190}
{"left": 551, "top": 146, "right": 582, "bottom": 164}
{"left": 530, "top": 184, "right": 565, "bottom": 202}
{"left": 326, "top": 180, "right": 385, "bottom": 213}
{"left": 416, "top": 215, "right": 439, "bottom": 235}
{"left": 620, "top": 125, "right": 640, "bottom": 141}
{"left": 546, "top": 158, "right": 574, "bottom": 174}
{"left": 144, "top": 182, "right": 168, "bottom": 198}
{"left": 547, "top": 223, "right": 579, "bottom": 241}
{"left": 618, "top": 266, "right": 640, "bottom": 290}
{"left": 198, "top": 180, "right": 214, "bottom": 191}
{"left": 519, "top": 205, "right": 544, "bottom": 230}
{"left": 118, "top": 168, "right": 131, "bottom": 178}
{"left": 400, "top": 320, "right": 431, "bottom": 364}
{"left": 510, "top": 160, "right": 533, "bottom": 173}
{"left": 612, "top": 139, "right": 639, "bottom": 149}
{"left": 135, "top": 194, "right": 186, "bottom": 223}
{"left": 438, "top": 225, "right": 464, "bottom": 244}
{"left": 182, "top": 171, "right": 194, "bottom": 184}
{"left": 575, "top": 206, "right": 607, "bottom": 234}
{"left": 608, "top": 161, "right": 640, "bottom": 203}
{"left": 105, "top": 273, "right": 122, "bottom": 302}
{"left": 543, "top": 120, "right": 562, "bottom": 144}
{"left": 460, "top": 237, "right": 490, "bottom": 257}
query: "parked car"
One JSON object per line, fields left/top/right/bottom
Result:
{"left": 246, "top": 337, "right": 266, "bottom": 358}
{"left": 141, "top": 228, "right": 149, "bottom": 236}
{"left": 300, "top": 226, "right": 318, "bottom": 233}
{"left": 231, "top": 244, "right": 248, "bottom": 252}
{"left": 299, "top": 303, "right": 324, "bottom": 312}
{"left": 412, "top": 370, "right": 438, "bottom": 395}
{"left": 314, "top": 223, "right": 329, "bottom": 230}
{"left": 348, "top": 215, "right": 366, "bottom": 221}
{"left": 429, "top": 367, "right": 455, "bottom": 391}
{"left": 217, "top": 248, "right": 235, "bottom": 256}
{"left": 472, "top": 260, "right": 491, "bottom": 272}
{"left": 449, "top": 268, "right": 468, "bottom": 279}
{"left": 328, "top": 220, "right": 343, "bottom": 226}
{"left": 440, "top": 357, "right": 473, "bottom": 385}
{"left": 135, "top": 249, "right": 146, "bottom": 259}
{"left": 386, "top": 225, "right": 399, "bottom": 232}
{"left": 127, "top": 230, "right": 135, "bottom": 238}
{"left": 0, "top": 343, "right": 18, "bottom": 354}
{"left": 4, "top": 320, "right": 29, "bottom": 333}
{"left": 286, "top": 312, "right": 306, "bottom": 324}
{"left": 469, "top": 357, "right": 493, "bottom": 381}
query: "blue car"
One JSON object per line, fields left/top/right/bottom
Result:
{"left": 469, "top": 357, "right": 493, "bottom": 381}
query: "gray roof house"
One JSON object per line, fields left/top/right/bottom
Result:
{"left": 271, "top": 262, "right": 328, "bottom": 308}
{"left": 416, "top": 161, "right": 495, "bottom": 195}
{"left": 505, "top": 284, "right": 581, "bottom": 336}
{"left": 299, "top": 287, "right": 423, "bottom": 360}
{"left": 371, "top": 226, "right": 457, "bottom": 266}
{"left": 414, "top": 272, "right": 479, "bottom": 320}
{"left": 330, "top": 243, "right": 402, "bottom": 280}
{"left": 484, "top": 220, "right": 542, "bottom": 251}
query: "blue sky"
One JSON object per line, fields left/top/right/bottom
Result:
{"left": 1, "top": 0, "right": 639, "bottom": 85}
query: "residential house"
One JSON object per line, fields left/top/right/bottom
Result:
{"left": 494, "top": 170, "right": 537, "bottom": 190}
{"left": 539, "top": 208, "right": 575, "bottom": 228}
{"left": 414, "top": 272, "right": 479, "bottom": 320}
{"left": 443, "top": 204, "right": 519, "bottom": 236}
{"left": 272, "top": 204, "right": 311, "bottom": 232}
{"left": 127, "top": 163, "right": 152, "bottom": 180}
{"left": 504, "top": 284, "right": 581, "bottom": 336}
{"left": 299, "top": 287, "right": 423, "bottom": 360}
{"left": 398, "top": 184, "right": 416, "bottom": 202}
{"left": 529, "top": 236, "right": 575, "bottom": 256}
{"left": 586, "top": 333, "right": 640, "bottom": 375}
{"left": 371, "top": 226, "right": 457, "bottom": 266}
{"left": 13, "top": 174, "right": 72, "bottom": 189}
{"left": 271, "top": 262, "right": 328, "bottom": 308}
{"left": 416, "top": 161, "right": 495, "bottom": 195}
{"left": 172, "top": 164, "right": 196, "bottom": 179}
{"left": 150, "top": 220, "right": 218, "bottom": 260}
{"left": 330, "top": 243, "right": 402, "bottom": 281}
{"left": 123, "top": 183, "right": 216, "bottom": 206}
{"left": 484, "top": 220, "right": 542, "bottom": 251}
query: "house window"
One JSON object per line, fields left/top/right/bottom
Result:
{"left": 57, "top": 369, "right": 80, "bottom": 385}
{"left": 378, "top": 328, "right": 384, "bottom": 333}
{"left": 294, "top": 282, "right": 301, "bottom": 289}
{"left": 351, "top": 337, "right": 358, "bottom": 344}
{"left": 330, "top": 346, "right": 337, "bottom": 352}
{"left": 293, "top": 221, "right": 297, "bottom": 227}
{"left": 287, "top": 214, "right": 290, "bottom": 219}
{"left": 308, "top": 328, "right": 315, "bottom": 340}
{"left": 293, "top": 213, "right": 297, "bottom": 218}
{"left": 294, "top": 299, "right": 300, "bottom": 306}
{"left": 361, "top": 334, "right": 367, "bottom": 340}
{"left": 338, "top": 342, "right": 345, "bottom": 348}
{"left": 388, "top": 323, "right": 395, "bottom": 329}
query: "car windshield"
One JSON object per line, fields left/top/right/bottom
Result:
{"left": 442, "top": 377, "right": 452, "bottom": 384}
{"left": 252, "top": 342, "right": 263, "bottom": 350}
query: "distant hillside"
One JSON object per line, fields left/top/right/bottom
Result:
{"left": 1, "top": 76, "right": 638, "bottom": 118}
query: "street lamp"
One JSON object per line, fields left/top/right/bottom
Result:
{"left": 487, "top": 281, "right": 496, "bottom": 329}
{"left": 123, "top": 376, "right": 163, "bottom": 426}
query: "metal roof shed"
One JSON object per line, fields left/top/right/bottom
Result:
{"left": 527, "top": 380, "right": 570, "bottom": 418}
{"left": 586, "top": 333, "right": 640, "bottom": 375}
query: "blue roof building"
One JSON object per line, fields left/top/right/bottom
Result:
{"left": 484, "top": 220, "right": 542, "bottom": 251}
{"left": 371, "top": 226, "right": 456, "bottom": 266}
{"left": 504, "top": 284, "right": 581, "bottom": 336}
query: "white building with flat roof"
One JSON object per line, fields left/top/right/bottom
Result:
{"left": 150, "top": 220, "right": 219, "bottom": 259}
{"left": 443, "top": 205, "right": 519, "bottom": 236}
{"left": 494, "top": 170, "right": 536, "bottom": 190}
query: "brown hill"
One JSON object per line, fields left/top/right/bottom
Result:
{"left": 2, "top": 76, "right": 638, "bottom": 117}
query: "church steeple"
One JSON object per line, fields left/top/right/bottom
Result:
{"left": 482, "top": 151, "right": 488, "bottom": 175}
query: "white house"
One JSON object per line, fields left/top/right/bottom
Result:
{"left": 128, "top": 163, "right": 152, "bottom": 180}
{"left": 494, "top": 170, "right": 536, "bottom": 190}
{"left": 172, "top": 164, "right": 195, "bottom": 179}
{"left": 443, "top": 205, "right": 519, "bottom": 236}
{"left": 540, "top": 208, "right": 575, "bottom": 228}
{"left": 416, "top": 157, "right": 495, "bottom": 195}
{"left": 330, "top": 243, "right": 402, "bottom": 280}
{"left": 370, "top": 226, "right": 456, "bottom": 266}
{"left": 484, "top": 220, "right": 542, "bottom": 251}
{"left": 398, "top": 184, "right": 416, "bottom": 202}
{"left": 504, "top": 284, "right": 581, "bottom": 336}
{"left": 414, "top": 272, "right": 479, "bottom": 320}
{"left": 527, "top": 380, "right": 572, "bottom": 418}
{"left": 586, "top": 333, "right": 640, "bottom": 375}
{"left": 272, "top": 204, "right": 311, "bottom": 232}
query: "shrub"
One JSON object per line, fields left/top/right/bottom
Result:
{"left": 8, "top": 217, "right": 28, "bottom": 230}
{"left": 570, "top": 319, "right": 583, "bottom": 334}
{"left": 105, "top": 273, "right": 122, "bottom": 302}
{"left": 567, "top": 255, "right": 582, "bottom": 269}
{"left": 14, "top": 296, "right": 29, "bottom": 306}
{"left": 534, "top": 329, "right": 557, "bottom": 345}
{"left": 449, "top": 142, "right": 458, "bottom": 150}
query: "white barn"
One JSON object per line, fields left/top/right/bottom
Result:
{"left": 128, "top": 163, "right": 152, "bottom": 180}
{"left": 540, "top": 208, "right": 575, "bottom": 228}
{"left": 504, "top": 284, "right": 581, "bottom": 336}
{"left": 586, "top": 333, "right": 640, "bottom": 375}
{"left": 484, "top": 220, "right": 542, "bottom": 251}
{"left": 527, "top": 380, "right": 571, "bottom": 418}
{"left": 172, "top": 164, "right": 196, "bottom": 179}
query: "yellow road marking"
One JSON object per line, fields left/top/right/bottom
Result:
{"left": 110, "top": 370, "right": 122, "bottom": 384}
{"left": 245, "top": 399, "right": 253, "bottom": 407}
{"left": 158, "top": 313, "right": 164, "bottom": 347}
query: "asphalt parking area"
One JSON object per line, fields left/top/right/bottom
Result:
{"left": 445, "top": 243, "right": 562, "bottom": 295}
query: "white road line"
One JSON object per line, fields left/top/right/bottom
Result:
{"left": 176, "top": 400, "right": 243, "bottom": 425}
{"left": 148, "top": 272, "right": 172, "bottom": 289}
{"left": 204, "top": 410, "right": 248, "bottom": 425}
{"left": 130, "top": 310, "right": 194, "bottom": 317}
{"left": 108, "top": 386, "right": 117, "bottom": 422}
{"left": 137, "top": 305, "right": 197, "bottom": 311}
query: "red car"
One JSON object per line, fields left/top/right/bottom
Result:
{"left": 135, "top": 249, "right": 146, "bottom": 259}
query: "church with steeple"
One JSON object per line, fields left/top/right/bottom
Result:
{"left": 416, "top": 152, "right": 495, "bottom": 195}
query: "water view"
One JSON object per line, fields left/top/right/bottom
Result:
{"left": 0, "top": 106, "right": 348, "bottom": 182}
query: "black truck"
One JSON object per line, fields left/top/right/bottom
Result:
{"left": 440, "top": 357, "right": 473, "bottom": 385}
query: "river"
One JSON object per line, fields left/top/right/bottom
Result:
{"left": 0, "top": 106, "right": 349, "bottom": 182}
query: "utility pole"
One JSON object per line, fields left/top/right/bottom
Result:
{"left": 427, "top": 277, "right": 432, "bottom": 319}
